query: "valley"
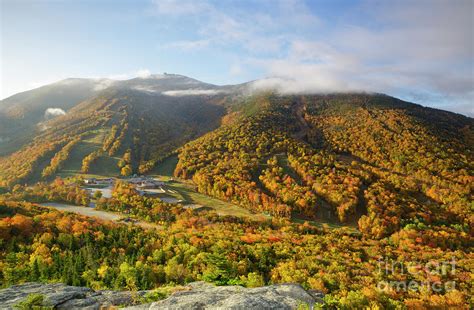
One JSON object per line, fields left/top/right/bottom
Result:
{"left": 2, "top": 0, "right": 472, "bottom": 306}
{"left": 1, "top": 83, "right": 472, "bottom": 232}
{"left": 0, "top": 75, "right": 472, "bottom": 308}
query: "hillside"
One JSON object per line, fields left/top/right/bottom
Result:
{"left": 1, "top": 187, "right": 471, "bottom": 308}
{"left": 0, "top": 78, "right": 107, "bottom": 155}
{"left": 0, "top": 75, "right": 238, "bottom": 186}
{"left": 175, "top": 93, "right": 473, "bottom": 241}
{"left": 0, "top": 83, "right": 473, "bottom": 308}
{"left": 0, "top": 73, "right": 242, "bottom": 156}
{"left": 1, "top": 80, "right": 473, "bottom": 239}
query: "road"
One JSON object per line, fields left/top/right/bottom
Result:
{"left": 39, "top": 202, "right": 161, "bottom": 230}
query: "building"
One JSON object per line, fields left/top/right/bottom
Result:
{"left": 137, "top": 188, "right": 166, "bottom": 196}
{"left": 136, "top": 181, "right": 164, "bottom": 189}
{"left": 127, "top": 176, "right": 165, "bottom": 188}
{"left": 85, "top": 178, "right": 114, "bottom": 185}
{"left": 84, "top": 178, "right": 97, "bottom": 185}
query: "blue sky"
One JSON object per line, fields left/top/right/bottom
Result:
{"left": 1, "top": 0, "right": 473, "bottom": 115}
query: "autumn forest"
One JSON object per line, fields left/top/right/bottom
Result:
{"left": 0, "top": 90, "right": 473, "bottom": 309}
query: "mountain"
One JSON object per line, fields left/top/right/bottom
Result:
{"left": 0, "top": 78, "right": 107, "bottom": 155}
{"left": 175, "top": 93, "right": 473, "bottom": 241}
{"left": 0, "top": 74, "right": 242, "bottom": 185}
{"left": 0, "top": 74, "right": 236, "bottom": 156}
{"left": 0, "top": 76, "right": 473, "bottom": 308}
{"left": 0, "top": 75, "right": 472, "bottom": 238}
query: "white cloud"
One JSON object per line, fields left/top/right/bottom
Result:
{"left": 132, "top": 85, "right": 159, "bottom": 93}
{"left": 157, "top": 0, "right": 317, "bottom": 55}
{"left": 248, "top": 1, "right": 472, "bottom": 114}
{"left": 44, "top": 108, "right": 66, "bottom": 117}
{"left": 162, "top": 89, "right": 223, "bottom": 96}
{"left": 152, "top": 0, "right": 473, "bottom": 115}
{"left": 93, "top": 79, "right": 116, "bottom": 91}
{"left": 136, "top": 69, "right": 152, "bottom": 78}
{"left": 276, "top": 0, "right": 321, "bottom": 28}
{"left": 106, "top": 69, "right": 155, "bottom": 80}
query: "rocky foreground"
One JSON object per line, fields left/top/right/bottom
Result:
{"left": 0, "top": 281, "right": 324, "bottom": 309}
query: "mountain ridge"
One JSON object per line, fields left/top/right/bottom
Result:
{"left": 2, "top": 73, "right": 471, "bottom": 116}
{"left": 1, "top": 75, "right": 472, "bottom": 177}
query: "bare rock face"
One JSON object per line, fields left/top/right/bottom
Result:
{"left": 0, "top": 282, "right": 149, "bottom": 309}
{"left": 0, "top": 282, "right": 323, "bottom": 310}
{"left": 124, "top": 282, "right": 323, "bottom": 310}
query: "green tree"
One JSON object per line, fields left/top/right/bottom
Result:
{"left": 202, "top": 253, "right": 238, "bottom": 286}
